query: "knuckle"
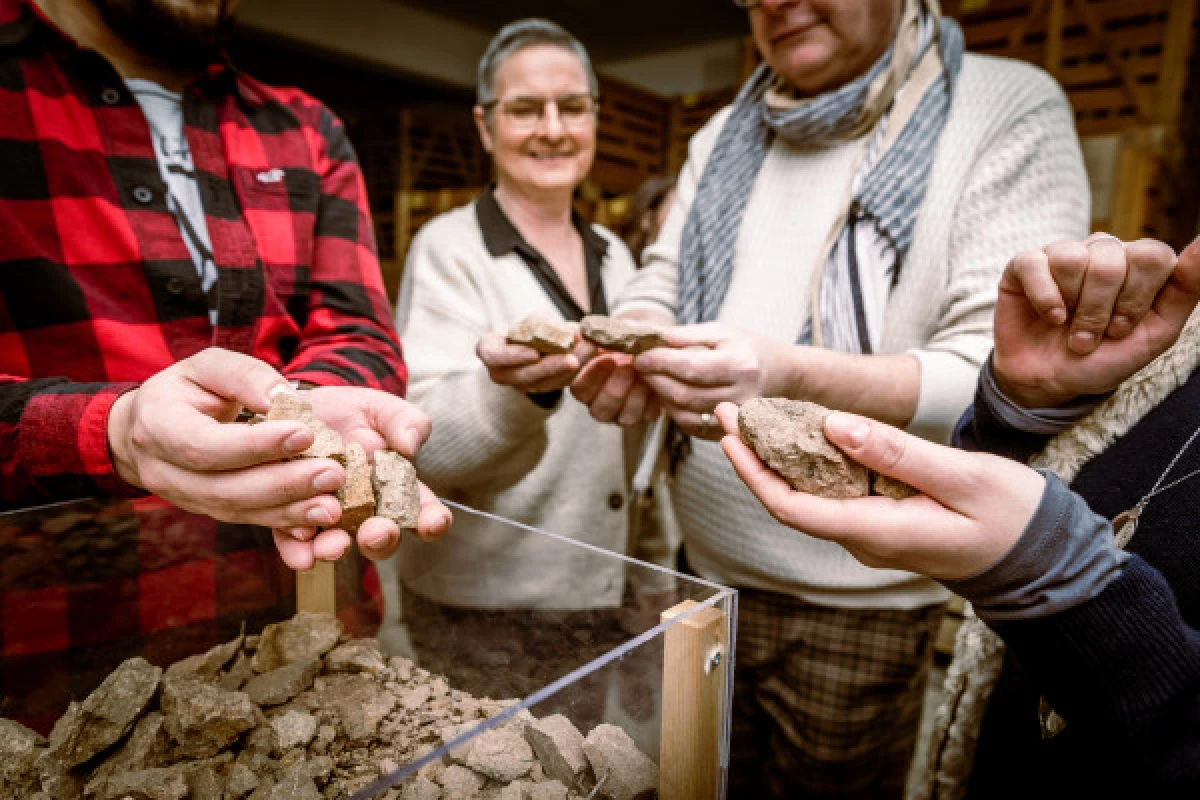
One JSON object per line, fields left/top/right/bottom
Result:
{"left": 1128, "top": 238, "right": 1176, "bottom": 270}
{"left": 870, "top": 427, "right": 907, "bottom": 472}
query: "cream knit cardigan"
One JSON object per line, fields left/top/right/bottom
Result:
{"left": 393, "top": 203, "right": 642, "bottom": 610}
{"left": 615, "top": 53, "right": 1091, "bottom": 607}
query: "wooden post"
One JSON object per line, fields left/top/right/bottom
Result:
{"left": 659, "top": 600, "right": 729, "bottom": 800}
{"left": 1044, "top": 0, "right": 1064, "bottom": 78}
{"left": 296, "top": 560, "right": 337, "bottom": 614}
{"left": 1158, "top": 0, "right": 1198, "bottom": 127}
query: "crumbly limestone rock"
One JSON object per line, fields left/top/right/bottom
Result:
{"left": 338, "top": 442, "right": 376, "bottom": 533}
{"left": 373, "top": 451, "right": 420, "bottom": 530}
{"left": 580, "top": 315, "right": 668, "bottom": 355}
{"left": 506, "top": 316, "right": 576, "bottom": 355}
{"left": 738, "top": 397, "right": 870, "bottom": 498}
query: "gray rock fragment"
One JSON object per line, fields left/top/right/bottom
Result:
{"left": 269, "top": 708, "right": 318, "bottom": 751}
{"left": 184, "top": 763, "right": 223, "bottom": 800}
{"left": 738, "top": 397, "right": 870, "bottom": 498}
{"left": 252, "top": 612, "right": 343, "bottom": 673}
{"left": 325, "top": 639, "right": 386, "bottom": 674}
{"left": 243, "top": 659, "right": 320, "bottom": 707}
{"left": 525, "top": 714, "right": 588, "bottom": 788}
{"left": 317, "top": 674, "right": 397, "bottom": 743}
{"left": 438, "top": 764, "right": 485, "bottom": 795}
{"left": 580, "top": 315, "right": 668, "bottom": 355}
{"left": 526, "top": 780, "right": 568, "bottom": 800}
{"left": 85, "top": 766, "right": 188, "bottom": 800}
{"left": 225, "top": 762, "right": 259, "bottom": 798}
{"left": 160, "top": 678, "right": 257, "bottom": 759}
{"left": 267, "top": 761, "right": 321, "bottom": 800}
{"left": 464, "top": 727, "right": 533, "bottom": 783}
{"left": 506, "top": 316, "right": 576, "bottom": 355}
{"left": 0, "top": 717, "right": 45, "bottom": 798}
{"left": 89, "top": 711, "right": 171, "bottom": 782}
{"left": 372, "top": 450, "right": 420, "bottom": 530}
{"left": 47, "top": 657, "right": 162, "bottom": 768}
{"left": 581, "top": 724, "right": 658, "bottom": 800}
{"left": 399, "top": 775, "right": 443, "bottom": 800}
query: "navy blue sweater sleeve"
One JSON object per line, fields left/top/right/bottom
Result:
{"left": 991, "top": 555, "right": 1200, "bottom": 785}
{"left": 953, "top": 381, "right": 1054, "bottom": 461}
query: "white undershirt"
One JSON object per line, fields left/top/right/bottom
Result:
{"left": 127, "top": 78, "right": 218, "bottom": 325}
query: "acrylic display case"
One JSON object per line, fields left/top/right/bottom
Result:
{"left": 0, "top": 496, "right": 736, "bottom": 799}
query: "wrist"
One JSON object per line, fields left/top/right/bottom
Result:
{"left": 106, "top": 389, "right": 142, "bottom": 489}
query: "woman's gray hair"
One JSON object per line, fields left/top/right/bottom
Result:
{"left": 476, "top": 18, "right": 598, "bottom": 107}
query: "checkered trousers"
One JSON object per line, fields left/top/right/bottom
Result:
{"left": 729, "top": 589, "right": 944, "bottom": 799}
{"left": 0, "top": 0, "right": 406, "bottom": 509}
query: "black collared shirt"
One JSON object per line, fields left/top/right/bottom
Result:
{"left": 475, "top": 186, "right": 610, "bottom": 321}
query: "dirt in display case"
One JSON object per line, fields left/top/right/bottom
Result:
{"left": 0, "top": 498, "right": 736, "bottom": 799}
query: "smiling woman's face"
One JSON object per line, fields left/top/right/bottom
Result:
{"left": 475, "top": 44, "right": 596, "bottom": 199}
{"left": 750, "top": 0, "right": 903, "bottom": 95}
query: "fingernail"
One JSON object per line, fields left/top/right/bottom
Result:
{"left": 826, "top": 412, "right": 869, "bottom": 448}
{"left": 1047, "top": 308, "right": 1067, "bottom": 325}
{"left": 1109, "top": 314, "right": 1131, "bottom": 334}
{"left": 365, "top": 531, "right": 394, "bottom": 550}
{"left": 306, "top": 507, "right": 334, "bottom": 526}
{"left": 284, "top": 428, "right": 311, "bottom": 453}
{"left": 401, "top": 429, "right": 421, "bottom": 454}
{"left": 312, "top": 469, "right": 342, "bottom": 492}
{"left": 1070, "top": 330, "right": 1096, "bottom": 351}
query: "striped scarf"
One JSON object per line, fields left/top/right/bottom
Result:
{"left": 676, "top": 9, "right": 964, "bottom": 335}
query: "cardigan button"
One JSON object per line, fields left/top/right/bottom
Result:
{"left": 165, "top": 277, "right": 185, "bottom": 295}
{"left": 607, "top": 492, "right": 625, "bottom": 511}
{"left": 132, "top": 186, "right": 154, "bottom": 205}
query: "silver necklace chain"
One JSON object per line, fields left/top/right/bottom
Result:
{"left": 1140, "top": 423, "right": 1200, "bottom": 505}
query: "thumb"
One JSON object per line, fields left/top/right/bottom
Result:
{"left": 179, "top": 348, "right": 291, "bottom": 413}
{"left": 823, "top": 412, "right": 978, "bottom": 510}
{"left": 661, "top": 322, "right": 728, "bottom": 349}
{"left": 1154, "top": 235, "right": 1200, "bottom": 327}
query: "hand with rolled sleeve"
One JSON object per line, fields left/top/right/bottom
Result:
{"left": 993, "top": 233, "right": 1200, "bottom": 409}
{"left": 105, "top": 348, "right": 452, "bottom": 572}
{"left": 476, "top": 323, "right": 585, "bottom": 396}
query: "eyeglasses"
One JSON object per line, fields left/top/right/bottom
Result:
{"left": 731, "top": 0, "right": 765, "bottom": 7}
{"left": 483, "top": 93, "right": 599, "bottom": 132}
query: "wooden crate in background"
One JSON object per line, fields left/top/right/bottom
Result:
{"left": 666, "top": 89, "right": 736, "bottom": 175}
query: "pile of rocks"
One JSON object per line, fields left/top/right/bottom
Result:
{"left": 0, "top": 613, "right": 658, "bottom": 800}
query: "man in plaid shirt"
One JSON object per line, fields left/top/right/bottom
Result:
{"left": 0, "top": 0, "right": 451, "bottom": 728}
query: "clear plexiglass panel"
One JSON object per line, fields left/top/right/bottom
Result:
{"left": 0, "top": 496, "right": 736, "bottom": 799}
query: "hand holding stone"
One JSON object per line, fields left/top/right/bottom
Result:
{"left": 479, "top": 321, "right": 584, "bottom": 395}
{"left": 716, "top": 401, "right": 1045, "bottom": 581}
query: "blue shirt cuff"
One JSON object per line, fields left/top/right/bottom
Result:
{"left": 978, "top": 356, "right": 1108, "bottom": 435}
{"left": 943, "top": 471, "right": 1128, "bottom": 622}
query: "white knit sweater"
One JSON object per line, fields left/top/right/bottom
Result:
{"left": 394, "top": 202, "right": 641, "bottom": 610}
{"left": 616, "top": 54, "right": 1091, "bottom": 608}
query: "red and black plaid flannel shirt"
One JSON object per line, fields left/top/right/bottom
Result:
{"left": 0, "top": 0, "right": 396, "bottom": 729}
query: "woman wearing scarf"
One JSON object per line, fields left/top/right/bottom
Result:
{"left": 571, "top": 0, "right": 1089, "bottom": 795}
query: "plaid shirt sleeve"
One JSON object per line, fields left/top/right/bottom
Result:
{"left": 279, "top": 99, "right": 407, "bottom": 394}
{"left": 0, "top": 377, "right": 142, "bottom": 507}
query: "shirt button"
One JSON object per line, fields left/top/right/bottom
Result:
{"left": 607, "top": 492, "right": 625, "bottom": 511}
{"left": 132, "top": 186, "right": 154, "bottom": 205}
{"left": 100, "top": 87, "right": 121, "bottom": 105}
{"left": 165, "top": 277, "right": 185, "bottom": 295}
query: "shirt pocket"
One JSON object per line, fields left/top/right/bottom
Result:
{"left": 233, "top": 167, "right": 321, "bottom": 274}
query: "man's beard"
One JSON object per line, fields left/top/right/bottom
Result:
{"left": 92, "top": 0, "right": 234, "bottom": 73}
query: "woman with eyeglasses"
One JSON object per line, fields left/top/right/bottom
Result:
{"left": 390, "top": 20, "right": 643, "bottom": 634}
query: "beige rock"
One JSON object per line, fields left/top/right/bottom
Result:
{"left": 438, "top": 764, "right": 485, "bottom": 795}
{"left": 265, "top": 392, "right": 345, "bottom": 464}
{"left": 579, "top": 315, "right": 668, "bottom": 355}
{"left": 0, "top": 718, "right": 45, "bottom": 798}
{"left": 581, "top": 725, "right": 657, "bottom": 800}
{"left": 252, "top": 612, "right": 343, "bottom": 672}
{"left": 47, "top": 657, "right": 162, "bottom": 768}
{"left": 738, "top": 397, "right": 870, "bottom": 498}
{"left": 373, "top": 450, "right": 420, "bottom": 530}
{"left": 269, "top": 709, "right": 318, "bottom": 751}
{"left": 303, "top": 420, "right": 346, "bottom": 465}
{"left": 325, "top": 639, "right": 386, "bottom": 674}
{"left": 338, "top": 442, "right": 376, "bottom": 533}
{"left": 464, "top": 728, "right": 533, "bottom": 783}
{"left": 399, "top": 775, "right": 443, "bottom": 800}
{"left": 524, "top": 715, "right": 587, "bottom": 788}
{"left": 506, "top": 316, "right": 575, "bottom": 355}
{"left": 159, "top": 678, "right": 257, "bottom": 759}
{"left": 266, "top": 392, "right": 313, "bottom": 423}
{"left": 164, "top": 634, "right": 243, "bottom": 684}
{"left": 243, "top": 659, "right": 320, "bottom": 707}
{"left": 871, "top": 471, "right": 919, "bottom": 500}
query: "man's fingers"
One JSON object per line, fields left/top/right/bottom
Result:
{"left": 633, "top": 347, "right": 735, "bottom": 387}
{"left": 178, "top": 348, "right": 291, "bottom": 414}
{"left": 490, "top": 353, "right": 579, "bottom": 391}
{"left": 643, "top": 374, "right": 731, "bottom": 413}
{"left": 1003, "top": 248, "right": 1067, "bottom": 325}
{"left": 1069, "top": 237, "right": 1128, "bottom": 354}
{"left": 357, "top": 517, "right": 402, "bottom": 561}
{"left": 588, "top": 365, "right": 638, "bottom": 423}
{"left": 1044, "top": 239, "right": 1090, "bottom": 310}
{"left": 361, "top": 393, "right": 432, "bottom": 458}
{"left": 233, "top": 494, "right": 343, "bottom": 530}
{"left": 477, "top": 334, "right": 543, "bottom": 369}
{"left": 143, "top": 457, "right": 345, "bottom": 518}
{"left": 659, "top": 322, "right": 728, "bottom": 349}
{"left": 1148, "top": 234, "right": 1200, "bottom": 333}
{"left": 570, "top": 357, "right": 617, "bottom": 406}
{"left": 415, "top": 482, "right": 453, "bottom": 541}
{"left": 312, "top": 529, "right": 353, "bottom": 561}
{"left": 1107, "top": 238, "right": 1177, "bottom": 338}
{"left": 152, "top": 414, "right": 313, "bottom": 472}
{"left": 273, "top": 530, "right": 316, "bottom": 572}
